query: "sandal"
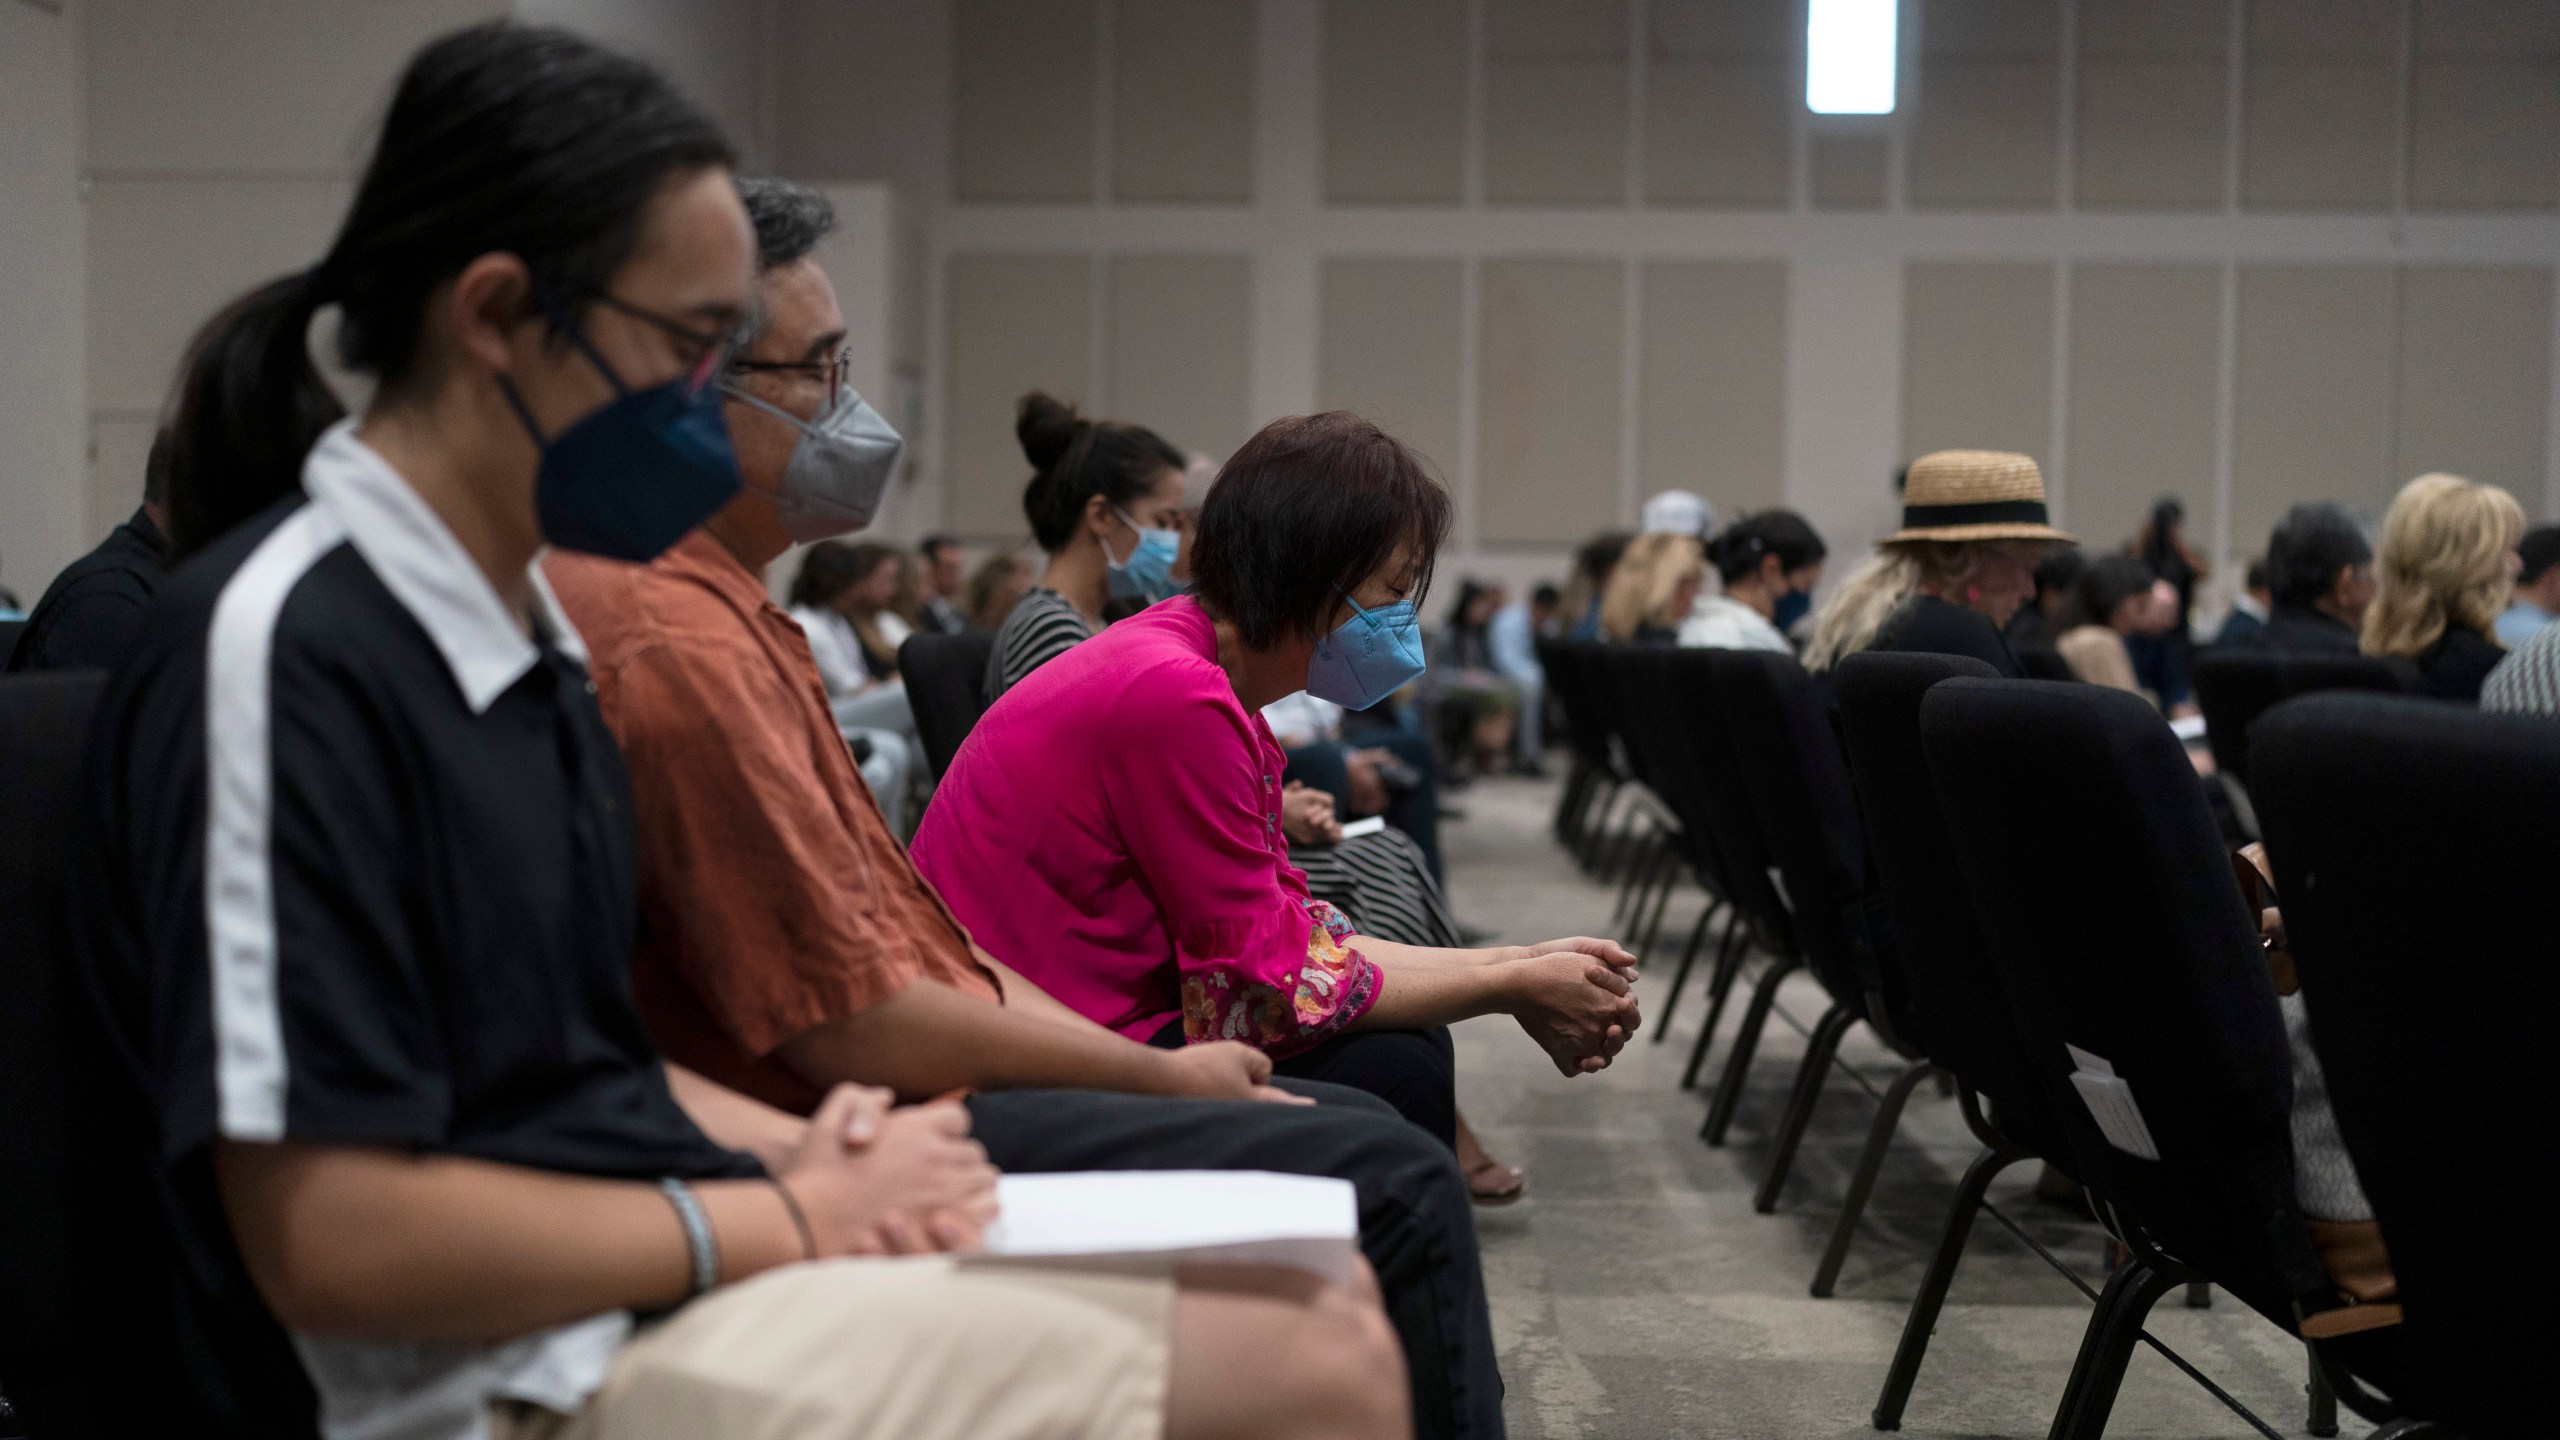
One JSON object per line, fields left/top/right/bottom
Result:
{"left": 1465, "top": 1158, "right": 1527, "bottom": 1206}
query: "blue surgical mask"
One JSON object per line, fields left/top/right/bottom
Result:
{"left": 1306, "top": 591, "right": 1425, "bottom": 711}
{"left": 1105, "top": 509, "right": 1182, "bottom": 603}
{"left": 1772, "top": 586, "right": 1813, "bottom": 634}
{"left": 719, "top": 381, "right": 905, "bottom": 542}
{"left": 500, "top": 291, "right": 742, "bottom": 563}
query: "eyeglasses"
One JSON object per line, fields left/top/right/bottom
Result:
{"left": 581, "top": 291, "right": 742, "bottom": 394}
{"left": 728, "top": 346, "right": 854, "bottom": 397}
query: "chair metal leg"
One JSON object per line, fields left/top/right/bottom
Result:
{"left": 1701, "top": 955, "right": 1800, "bottom": 1145}
{"left": 2305, "top": 1345, "right": 2338, "bottom": 1438}
{"left": 1608, "top": 825, "right": 1660, "bottom": 921}
{"left": 1651, "top": 900, "right": 1720, "bottom": 1044}
{"left": 1754, "top": 1002, "right": 1859, "bottom": 1213}
{"left": 2183, "top": 1280, "right": 2210, "bottom": 1308}
{"left": 1811, "top": 1060, "right": 1941, "bottom": 1297}
{"left": 1680, "top": 923, "right": 1750, "bottom": 1088}
{"left": 1633, "top": 853, "right": 1680, "bottom": 959}
{"left": 2046, "top": 1256, "right": 2188, "bottom": 1440}
{"left": 1871, "top": 1142, "right": 2035, "bottom": 1430}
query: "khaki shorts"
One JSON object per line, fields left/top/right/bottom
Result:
{"left": 496, "top": 1257, "right": 1174, "bottom": 1440}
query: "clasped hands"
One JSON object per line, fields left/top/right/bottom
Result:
{"left": 771, "top": 1084, "right": 1000, "bottom": 1260}
{"left": 1499, "top": 936, "right": 1642, "bottom": 1077}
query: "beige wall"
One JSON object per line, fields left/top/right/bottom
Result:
{"left": 884, "top": 0, "right": 2560, "bottom": 618}
{"left": 0, "top": 0, "right": 89, "bottom": 604}
{"left": 19, "top": 0, "right": 2560, "bottom": 617}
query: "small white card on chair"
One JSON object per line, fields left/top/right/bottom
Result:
{"left": 976, "top": 1170, "right": 1362, "bottom": 1286}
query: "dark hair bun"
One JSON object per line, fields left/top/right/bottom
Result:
{"left": 1016, "top": 391, "right": 1088, "bottom": 474}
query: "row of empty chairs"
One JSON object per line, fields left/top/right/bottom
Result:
{"left": 1538, "top": 636, "right": 2538, "bottom": 1438}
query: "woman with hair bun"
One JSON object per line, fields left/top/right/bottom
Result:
{"left": 985, "top": 391, "right": 1188, "bottom": 700}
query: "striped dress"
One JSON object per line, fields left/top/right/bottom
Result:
{"left": 983, "top": 589, "right": 1460, "bottom": 948}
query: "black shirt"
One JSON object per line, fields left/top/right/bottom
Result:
{"left": 71, "top": 426, "right": 753, "bottom": 1437}
{"left": 1869, "top": 594, "right": 2024, "bottom": 678}
{"left": 2410, "top": 626, "right": 2503, "bottom": 701}
{"left": 2252, "top": 603, "right": 2361, "bottom": 656}
{"left": 5, "top": 506, "right": 169, "bottom": 673}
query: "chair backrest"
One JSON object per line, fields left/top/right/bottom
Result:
{"left": 0, "top": 673, "right": 109, "bottom": 1428}
{"left": 2194, "top": 648, "right": 2402, "bottom": 785}
{"left": 1922, "top": 677, "right": 2328, "bottom": 1325}
{"left": 1608, "top": 645, "right": 1735, "bottom": 898}
{"left": 0, "top": 616, "right": 25, "bottom": 668}
{"left": 1707, "top": 649, "right": 1881, "bottom": 1025}
{"left": 898, "top": 630, "right": 995, "bottom": 780}
{"left": 1834, "top": 651, "right": 2066, "bottom": 1146}
{"left": 1656, "top": 648, "right": 1796, "bottom": 954}
{"left": 2253, "top": 693, "right": 2560, "bottom": 1437}
{"left": 1538, "top": 637, "right": 1615, "bottom": 772}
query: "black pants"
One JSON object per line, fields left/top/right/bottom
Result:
{"left": 1149, "top": 1017, "right": 1458, "bottom": 1151}
{"left": 967, "top": 1084, "right": 1505, "bottom": 1440}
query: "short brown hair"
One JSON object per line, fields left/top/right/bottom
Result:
{"left": 1191, "top": 412, "right": 1452, "bottom": 648}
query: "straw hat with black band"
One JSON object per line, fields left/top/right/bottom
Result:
{"left": 1884, "top": 449, "right": 2075, "bottom": 546}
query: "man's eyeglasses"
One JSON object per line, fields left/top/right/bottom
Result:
{"left": 727, "top": 347, "right": 854, "bottom": 397}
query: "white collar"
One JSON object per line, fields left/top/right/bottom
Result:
{"left": 302, "top": 419, "right": 589, "bottom": 714}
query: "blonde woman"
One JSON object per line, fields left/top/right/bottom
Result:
{"left": 1598, "top": 531, "right": 1706, "bottom": 643}
{"left": 1803, "top": 450, "right": 2073, "bottom": 673}
{"left": 2362, "top": 472, "right": 2526, "bottom": 700}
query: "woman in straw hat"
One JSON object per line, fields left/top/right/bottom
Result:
{"left": 1803, "top": 449, "right": 2073, "bottom": 673}
{"left": 2361, "top": 471, "right": 2525, "bottom": 701}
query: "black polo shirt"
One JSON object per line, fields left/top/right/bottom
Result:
{"left": 72, "top": 423, "right": 755, "bottom": 1438}
{"left": 6, "top": 505, "right": 169, "bottom": 673}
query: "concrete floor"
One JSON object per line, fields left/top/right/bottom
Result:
{"left": 1438, "top": 774, "right": 2352, "bottom": 1440}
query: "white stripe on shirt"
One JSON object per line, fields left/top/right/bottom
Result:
{"left": 205, "top": 502, "right": 349, "bottom": 1141}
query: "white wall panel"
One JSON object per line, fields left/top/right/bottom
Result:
{"left": 1322, "top": 0, "right": 1466, "bottom": 203}
{"left": 1641, "top": 261, "right": 1786, "bottom": 513}
{"left": 88, "top": 0, "right": 504, "bottom": 175}
{"left": 514, "top": 0, "right": 761, "bottom": 156}
{"left": 1318, "top": 259, "right": 1464, "bottom": 483}
{"left": 1902, "top": 261, "right": 2055, "bottom": 464}
{"left": 1478, "top": 260, "right": 1624, "bottom": 543}
{"left": 954, "top": 0, "right": 1095, "bottom": 201}
{"left": 1644, "top": 0, "right": 1793, "bottom": 208}
{"left": 2067, "top": 264, "right": 2222, "bottom": 548}
{"left": 85, "top": 179, "right": 352, "bottom": 415}
{"left": 2075, "top": 0, "right": 2229, "bottom": 210}
{"left": 2395, "top": 265, "right": 2553, "bottom": 498}
{"left": 1, "top": 0, "right": 88, "bottom": 586}
{"left": 942, "top": 254, "right": 1094, "bottom": 537}
{"left": 2232, "top": 264, "right": 2397, "bottom": 545}
{"left": 1107, "top": 255, "right": 1252, "bottom": 458}
{"left": 2242, "top": 0, "right": 2400, "bottom": 213}
{"left": 2408, "top": 1, "right": 2560, "bottom": 212}
{"left": 1113, "top": 0, "right": 1253, "bottom": 203}
{"left": 1483, "top": 0, "right": 1629, "bottom": 205}
{"left": 1908, "top": 0, "right": 2061, "bottom": 210}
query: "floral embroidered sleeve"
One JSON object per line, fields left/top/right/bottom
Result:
{"left": 1109, "top": 686, "right": 1384, "bottom": 1057}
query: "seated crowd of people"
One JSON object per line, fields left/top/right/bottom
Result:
{"left": 7, "top": 22, "right": 2556, "bottom": 1440}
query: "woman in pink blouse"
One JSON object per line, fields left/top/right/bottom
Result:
{"left": 912, "top": 411, "right": 1641, "bottom": 1143}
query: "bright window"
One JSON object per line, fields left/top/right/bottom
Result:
{"left": 1807, "top": 0, "right": 1898, "bottom": 114}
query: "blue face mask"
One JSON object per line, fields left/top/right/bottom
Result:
{"left": 500, "top": 292, "right": 743, "bottom": 563}
{"left": 1105, "top": 508, "right": 1182, "bottom": 604}
{"left": 1306, "top": 591, "right": 1426, "bottom": 711}
{"left": 1772, "top": 586, "right": 1813, "bottom": 634}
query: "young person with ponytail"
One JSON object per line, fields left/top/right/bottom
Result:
{"left": 68, "top": 24, "right": 1401, "bottom": 1440}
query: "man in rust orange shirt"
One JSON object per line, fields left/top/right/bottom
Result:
{"left": 544, "top": 178, "right": 1504, "bottom": 1440}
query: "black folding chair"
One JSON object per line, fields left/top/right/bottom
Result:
{"left": 0, "top": 673, "right": 158, "bottom": 1437}
{"left": 2256, "top": 692, "right": 2559, "bottom": 1440}
{"left": 1538, "top": 636, "right": 1620, "bottom": 853}
{"left": 1650, "top": 651, "right": 1809, "bottom": 1136}
{"left": 0, "top": 617, "right": 25, "bottom": 669}
{"left": 1707, "top": 649, "right": 1934, "bottom": 1218}
{"left": 1603, "top": 646, "right": 1739, "bottom": 1042}
{"left": 897, "top": 630, "right": 995, "bottom": 781}
{"left": 1924, "top": 678, "right": 2411, "bottom": 1439}
{"left": 2193, "top": 650, "right": 2403, "bottom": 833}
